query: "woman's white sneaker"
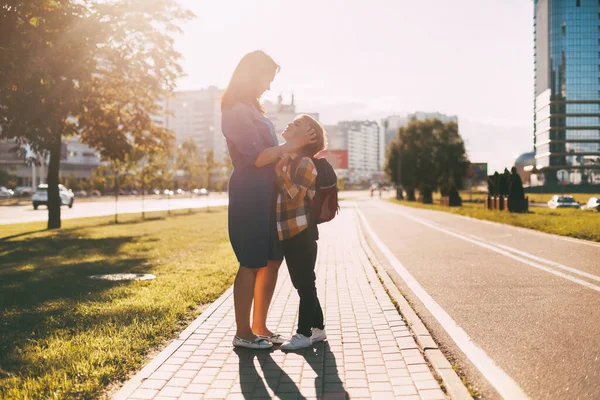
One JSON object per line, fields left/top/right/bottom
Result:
{"left": 280, "top": 333, "right": 311, "bottom": 351}
{"left": 311, "top": 328, "right": 327, "bottom": 343}
{"left": 232, "top": 336, "right": 273, "bottom": 350}
{"left": 256, "top": 333, "right": 286, "bottom": 345}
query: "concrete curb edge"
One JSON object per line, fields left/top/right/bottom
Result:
{"left": 355, "top": 208, "right": 473, "bottom": 400}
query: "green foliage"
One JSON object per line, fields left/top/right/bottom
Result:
{"left": 385, "top": 119, "right": 469, "bottom": 195}
{"left": 448, "top": 180, "right": 463, "bottom": 206}
{"left": 0, "top": 0, "right": 194, "bottom": 228}
{"left": 508, "top": 167, "right": 527, "bottom": 212}
{"left": 390, "top": 199, "right": 600, "bottom": 242}
{"left": 176, "top": 138, "right": 205, "bottom": 189}
{"left": 204, "top": 149, "right": 220, "bottom": 190}
{"left": 0, "top": 209, "right": 236, "bottom": 399}
{"left": 420, "top": 184, "right": 433, "bottom": 204}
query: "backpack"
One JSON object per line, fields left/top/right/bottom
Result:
{"left": 310, "top": 157, "right": 339, "bottom": 224}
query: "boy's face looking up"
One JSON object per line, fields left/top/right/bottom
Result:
{"left": 282, "top": 117, "right": 308, "bottom": 143}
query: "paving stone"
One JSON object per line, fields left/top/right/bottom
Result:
{"left": 113, "top": 212, "right": 446, "bottom": 400}
{"left": 129, "top": 388, "right": 159, "bottom": 399}
{"left": 419, "top": 388, "right": 447, "bottom": 399}
{"left": 156, "top": 385, "right": 185, "bottom": 398}
{"left": 139, "top": 379, "right": 167, "bottom": 390}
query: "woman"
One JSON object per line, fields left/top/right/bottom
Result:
{"left": 221, "top": 50, "right": 316, "bottom": 349}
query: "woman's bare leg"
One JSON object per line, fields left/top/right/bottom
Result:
{"left": 252, "top": 260, "right": 282, "bottom": 336}
{"left": 234, "top": 266, "right": 260, "bottom": 341}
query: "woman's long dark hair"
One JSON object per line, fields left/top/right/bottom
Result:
{"left": 220, "top": 50, "right": 280, "bottom": 114}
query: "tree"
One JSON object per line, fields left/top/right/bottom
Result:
{"left": 434, "top": 121, "right": 470, "bottom": 190}
{"left": 0, "top": 0, "right": 193, "bottom": 229}
{"left": 205, "top": 149, "right": 219, "bottom": 191}
{"left": 177, "top": 138, "right": 204, "bottom": 190}
{"left": 499, "top": 168, "right": 511, "bottom": 197}
{"left": 385, "top": 119, "right": 470, "bottom": 201}
{"left": 508, "top": 167, "right": 527, "bottom": 212}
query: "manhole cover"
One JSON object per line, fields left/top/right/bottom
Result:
{"left": 88, "top": 273, "right": 156, "bottom": 281}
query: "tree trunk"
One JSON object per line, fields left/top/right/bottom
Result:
{"left": 114, "top": 168, "right": 119, "bottom": 224}
{"left": 396, "top": 185, "right": 404, "bottom": 200}
{"left": 47, "top": 132, "right": 62, "bottom": 230}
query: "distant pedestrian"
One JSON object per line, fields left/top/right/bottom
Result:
{"left": 221, "top": 51, "right": 316, "bottom": 350}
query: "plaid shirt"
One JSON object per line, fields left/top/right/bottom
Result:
{"left": 276, "top": 156, "right": 317, "bottom": 241}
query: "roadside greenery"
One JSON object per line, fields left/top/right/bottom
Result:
{"left": 0, "top": 208, "right": 236, "bottom": 399}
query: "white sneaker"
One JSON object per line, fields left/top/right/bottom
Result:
{"left": 280, "top": 333, "right": 312, "bottom": 351}
{"left": 232, "top": 336, "right": 273, "bottom": 350}
{"left": 311, "top": 328, "right": 327, "bottom": 344}
{"left": 256, "top": 333, "right": 286, "bottom": 345}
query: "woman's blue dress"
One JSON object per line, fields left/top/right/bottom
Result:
{"left": 221, "top": 103, "right": 284, "bottom": 268}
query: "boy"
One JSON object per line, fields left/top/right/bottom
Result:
{"left": 275, "top": 114, "right": 328, "bottom": 351}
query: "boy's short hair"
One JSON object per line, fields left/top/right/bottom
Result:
{"left": 297, "top": 114, "right": 327, "bottom": 157}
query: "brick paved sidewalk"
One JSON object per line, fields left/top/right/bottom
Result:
{"left": 114, "top": 209, "right": 446, "bottom": 400}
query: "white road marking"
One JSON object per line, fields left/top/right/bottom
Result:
{"left": 373, "top": 202, "right": 600, "bottom": 293}
{"left": 494, "top": 243, "right": 600, "bottom": 283}
{"left": 356, "top": 208, "right": 530, "bottom": 400}
{"left": 430, "top": 205, "right": 600, "bottom": 249}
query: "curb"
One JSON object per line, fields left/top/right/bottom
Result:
{"left": 112, "top": 287, "right": 234, "bottom": 400}
{"left": 355, "top": 210, "right": 473, "bottom": 400}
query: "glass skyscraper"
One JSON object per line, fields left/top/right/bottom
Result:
{"left": 534, "top": 0, "right": 600, "bottom": 184}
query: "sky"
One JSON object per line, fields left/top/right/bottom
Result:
{"left": 174, "top": 0, "right": 535, "bottom": 173}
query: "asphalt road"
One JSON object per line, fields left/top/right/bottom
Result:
{"left": 358, "top": 199, "right": 600, "bottom": 400}
{"left": 0, "top": 190, "right": 375, "bottom": 225}
{"left": 0, "top": 195, "right": 229, "bottom": 225}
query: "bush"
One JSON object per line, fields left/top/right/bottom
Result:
{"left": 448, "top": 182, "right": 462, "bottom": 207}
{"left": 508, "top": 167, "right": 527, "bottom": 213}
{"left": 421, "top": 185, "right": 433, "bottom": 204}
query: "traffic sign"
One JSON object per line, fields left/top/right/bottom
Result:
{"left": 557, "top": 169, "right": 569, "bottom": 184}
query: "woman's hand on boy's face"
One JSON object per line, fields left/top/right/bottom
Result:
{"left": 275, "top": 155, "right": 288, "bottom": 175}
{"left": 291, "top": 124, "right": 317, "bottom": 149}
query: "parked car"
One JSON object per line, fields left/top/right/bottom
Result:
{"left": 0, "top": 186, "right": 13, "bottom": 198}
{"left": 547, "top": 195, "right": 580, "bottom": 209}
{"left": 193, "top": 188, "right": 209, "bottom": 196}
{"left": 75, "top": 190, "right": 88, "bottom": 197}
{"left": 91, "top": 189, "right": 102, "bottom": 197}
{"left": 163, "top": 189, "right": 174, "bottom": 196}
{"left": 14, "top": 186, "right": 33, "bottom": 198}
{"left": 176, "top": 188, "right": 186, "bottom": 195}
{"left": 583, "top": 197, "right": 600, "bottom": 211}
{"left": 32, "top": 184, "right": 74, "bottom": 210}
{"left": 152, "top": 189, "right": 161, "bottom": 196}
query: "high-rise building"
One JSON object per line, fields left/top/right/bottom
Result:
{"left": 263, "top": 95, "right": 319, "bottom": 143}
{"left": 323, "top": 124, "right": 347, "bottom": 150}
{"left": 339, "top": 121, "right": 381, "bottom": 181}
{"left": 534, "top": 0, "right": 600, "bottom": 184}
{"left": 163, "top": 87, "right": 227, "bottom": 161}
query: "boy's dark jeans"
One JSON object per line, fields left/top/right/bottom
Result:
{"left": 282, "top": 227, "right": 324, "bottom": 337}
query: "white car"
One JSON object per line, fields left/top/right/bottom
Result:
{"left": 547, "top": 195, "right": 580, "bottom": 209}
{"left": 583, "top": 197, "right": 600, "bottom": 211}
{"left": 32, "top": 184, "right": 74, "bottom": 210}
{"left": 0, "top": 186, "right": 13, "bottom": 198}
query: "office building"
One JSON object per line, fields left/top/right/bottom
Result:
{"left": 534, "top": 0, "right": 600, "bottom": 184}
{"left": 263, "top": 95, "right": 319, "bottom": 143}
{"left": 339, "top": 121, "right": 381, "bottom": 181}
{"left": 163, "top": 87, "right": 228, "bottom": 161}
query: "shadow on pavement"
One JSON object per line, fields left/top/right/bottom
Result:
{"left": 303, "top": 341, "right": 348, "bottom": 400}
{"left": 233, "top": 341, "right": 348, "bottom": 400}
{"left": 234, "top": 347, "right": 306, "bottom": 400}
